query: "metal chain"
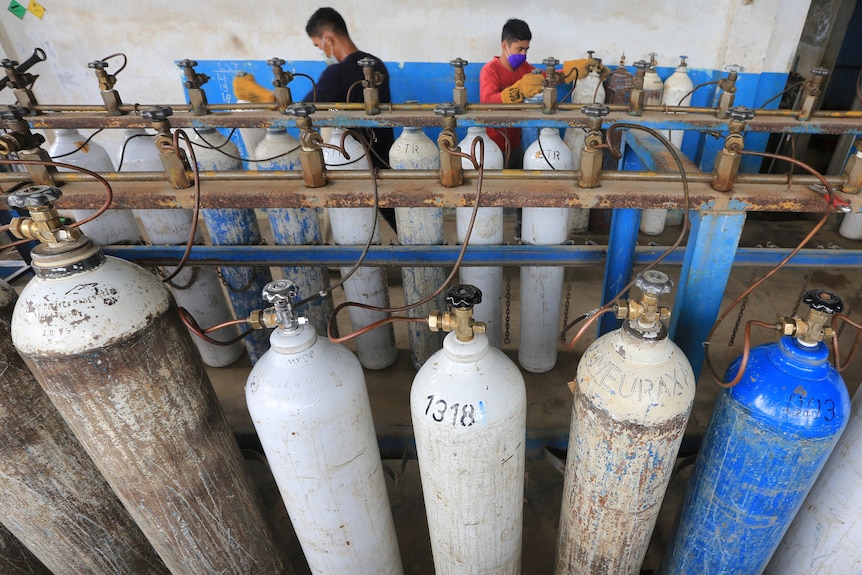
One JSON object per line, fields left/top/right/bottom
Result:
{"left": 504, "top": 273, "right": 512, "bottom": 345}
{"left": 563, "top": 280, "right": 572, "bottom": 332}
{"left": 729, "top": 269, "right": 758, "bottom": 346}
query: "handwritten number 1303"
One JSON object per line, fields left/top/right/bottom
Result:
{"left": 425, "top": 395, "right": 476, "bottom": 427}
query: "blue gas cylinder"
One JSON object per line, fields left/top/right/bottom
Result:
{"left": 662, "top": 290, "right": 850, "bottom": 575}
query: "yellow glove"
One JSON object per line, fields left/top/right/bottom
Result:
{"left": 519, "top": 72, "right": 544, "bottom": 98}
{"left": 562, "top": 59, "right": 594, "bottom": 82}
{"left": 500, "top": 73, "right": 544, "bottom": 104}
{"left": 232, "top": 72, "right": 275, "bottom": 103}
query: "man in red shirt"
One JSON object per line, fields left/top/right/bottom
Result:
{"left": 479, "top": 19, "right": 542, "bottom": 163}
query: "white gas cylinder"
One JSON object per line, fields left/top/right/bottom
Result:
{"left": 235, "top": 98, "right": 267, "bottom": 167}
{"left": 764, "top": 383, "right": 862, "bottom": 574}
{"left": 324, "top": 128, "right": 397, "bottom": 370}
{"left": 839, "top": 212, "right": 862, "bottom": 240}
{"left": 116, "top": 128, "right": 244, "bottom": 368}
{"left": 411, "top": 285, "right": 526, "bottom": 574}
{"left": 48, "top": 128, "right": 142, "bottom": 245}
{"left": 246, "top": 280, "right": 403, "bottom": 575}
{"left": 520, "top": 128, "right": 572, "bottom": 372}
{"left": 572, "top": 69, "right": 606, "bottom": 105}
{"left": 643, "top": 60, "right": 665, "bottom": 105}
{"left": 389, "top": 127, "right": 446, "bottom": 368}
{"left": 456, "top": 127, "right": 505, "bottom": 348}
{"left": 662, "top": 56, "right": 694, "bottom": 148}
{"left": 555, "top": 271, "right": 695, "bottom": 574}
{"left": 256, "top": 127, "right": 332, "bottom": 337}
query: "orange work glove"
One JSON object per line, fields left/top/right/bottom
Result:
{"left": 562, "top": 59, "right": 594, "bottom": 82}
{"left": 500, "top": 73, "right": 544, "bottom": 104}
{"left": 232, "top": 71, "right": 275, "bottom": 103}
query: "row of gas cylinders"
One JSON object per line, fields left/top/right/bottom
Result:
{"left": 1, "top": 189, "right": 859, "bottom": 574}
{"left": 44, "top": 123, "right": 608, "bottom": 376}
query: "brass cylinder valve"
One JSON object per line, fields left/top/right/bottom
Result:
{"left": 716, "top": 64, "right": 743, "bottom": 119}
{"left": 798, "top": 67, "right": 828, "bottom": 122}
{"left": 578, "top": 104, "right": 610, "bottom": 189}
{"left": 177, "top": 59, "right": 210, "bottom": 116}
{"left": 0, "top": 105, "right": 56, "bottom": 185}
{"left": 541, "top": 57, "right": 565, "bottom": 114}
{"left": 435, "top": 103, "right": 464, "bottom": 188}
{"left": 285, "top": 103, "right": 327, "bottom": 188}
{"left": 779, "top": 289, "right": 843, "bottom": 346}
{"left": 141, "top": 106, "right": 192, "bottom": 189}
{"left": 711, "top": 106, "right": 754, "bottom": 192}
{"left": 614, "top": 270, "right": 673, "bottom": 330}
{"left": 842, "top": 139, "right": 862, "bottom": 194}
{"left": 450, "top": 58, "right": 469, "bottom": 109}
{"left": 428, "top": 284, "right": 486, "bottom": 342}
{"left": 88, "top": 59, "right": 123, "bottom": 116}
{"left": 1, "top": 55, "right": 42, "bottom": 112}
{"left": 248, "top": 280, "right": 309, "bottom": 332}
{"left": 358, "top": 57, "right": 384, "bottom": 115}
{"left": 268, "top": 57, "right": 294, "bottom": 112}
{"left": 628, "top": 60, "right": 648, "bottom": 116}
{"left": 4, "top": 185, "right": 81, "bottom": 247}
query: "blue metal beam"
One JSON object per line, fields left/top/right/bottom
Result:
{"left": 101, "top": 244, "right": 862, "bottom": 269}
{"left": 669, "top": 211, "right": 747, "bottom": 379}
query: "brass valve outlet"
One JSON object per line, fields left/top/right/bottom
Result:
{"left": 843, "top": 142, "right": 862, "bottom": 194}
{"left": 5, "top": 186, "right": 81, "bottom": 247}
{"left": 541, "top": 57, "right": 565, "bottom": 115}
{"left": 88, "top": 60, "right": 124, "bottom": 116}
{"left": 141, "top": 106, "right": 192, "bottom": 189}
{"left": 430, "top": 284, "right": 486, "bottom": 342}
{"left": 628, "top": 60, "right": 648, "bottom": 116}
{"left": 435, "top": 104, "right": 464, "bottom": 188}
{"left": 450, "top": 58, "right": 469, "bottom": 109}
{"left": 798, "top": 68, "right": 828, "bottom": 122}
{"left": 711, "top": 106, "right": 753, "bottom": 192}
{"left": 287, "top": 104, "right": 327, "bottom": 188}
{"left": 268, "top": 57, "right": 294, "bottom": 112}
{"left": 615, "top": 270, "right": 673, "bottom": 330}
{"left": 578, "top": 104, "right": 610, "bottom": 189}
{"left": 716, "top": 65, "right": 743, "bottom": 119}
{"left": 782, "top": 289, "right": 844, "bottom": 346}
{"left": 177, "top": 59, "right": 210, "bottom": 116}
{"left": 1, "top": 58, "right": 40, "bottom": 113}
{"left": 358, "top": 57, "right": 384, "bottom": 115}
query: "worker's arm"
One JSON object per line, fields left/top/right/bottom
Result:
{"left": 480, "top": 63, "right": 542, "bottom": 104}
{"left": 232, "top": 72, "right": 275, "bottom": 103}
{"left": 562, "top": 58, "right": 597, "bottom": 82}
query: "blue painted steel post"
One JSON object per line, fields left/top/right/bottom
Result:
{"left": 668, "top": 210, "right": 745, "bottom": 378}
{"left": 598, "top": 133, "right": 643, "bottom": 336}
{"left": 598, "top": 209, "right": 640, "bottom": 335}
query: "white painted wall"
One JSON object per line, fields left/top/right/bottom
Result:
{"left": 0, "top": 0, "right": 812, "bottom": 109}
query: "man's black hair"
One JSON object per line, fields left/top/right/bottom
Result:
{"left": 306, "top": 7, "right": 349, "bottom": 38}
{"left": 501, "top": 19, "right": 531, "bottom": 43}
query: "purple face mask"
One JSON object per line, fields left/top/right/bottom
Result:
{"left": 507, "top": 53, "right": 527, "bottom": 69}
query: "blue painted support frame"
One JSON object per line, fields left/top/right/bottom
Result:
{"left": 668, "top": 210, "right": 746, "bottom": 379}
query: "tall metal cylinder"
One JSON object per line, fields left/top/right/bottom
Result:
{"left": 555, "top": 271, "right": 695, "bottom": 575}
{"left": 47, "top": 128, "right": 143, "bottom": 245}
{"left": 411, "top": 285, "right": 527, "bottom": 574}
{"left": 117, "top": 128, "right": 244, "bottom": 367}
{"left": 389, "top": 126, "right": 445, "bottom": 368}
{"left": 839, "top": 212, "right": 862, "bottom": 240}
{"left": 764, "top": 382, "right": 862, "bottom": 574}
{"left": 12, "top": 229, "right": 291, "bottom": 574}
{"left": 0, "top": 522, "right": 52, "bottom": 575}
{"left": 324, "top": 127, "right": 397, "bottom": 370}
{"left": 192, "top": 127, "right": 273, "bottom": 363}
{"left": 246, "top": 280, "right": 403, "bottom": 575}
{"left": 457, "top": 127, "right": 505, "bottom": 348}
{"left": 256, "top": 127, "right": 332, "bottom": 336}
{"left": 519, "top": 128, "right": 572, "bottom": 373}
{"left": 662, "top": 291, "right": 850, "bottom": 575}
{"left": 0, "top": 279, "right": 168, "bottom": 575}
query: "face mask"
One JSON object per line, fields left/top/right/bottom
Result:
{"left": 506, "top": 48, "right": 527, "bottom": 69}
{"left": 320, "top": 39, "right": 338, "bottom": 66}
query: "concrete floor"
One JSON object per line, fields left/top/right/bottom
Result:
{"left": 203, "top": 210, "right": 862, "bottom": 574}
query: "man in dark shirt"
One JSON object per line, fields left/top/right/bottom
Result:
{"left": 303, "top": 7, "right": 394, "bottom": 168}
